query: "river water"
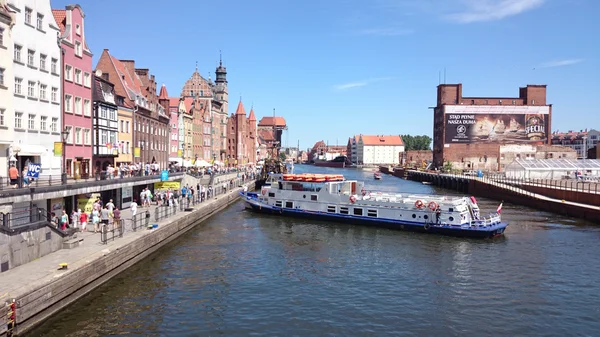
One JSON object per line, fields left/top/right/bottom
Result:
{"left": 30, "top": 165, "right": 600, "bottom": 336}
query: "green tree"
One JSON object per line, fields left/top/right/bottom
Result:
{"left": 401, "top": 134, "right": 432, "bottom": 151}
{"left": 279, "top": 152, "right": 287, "bottom": 161}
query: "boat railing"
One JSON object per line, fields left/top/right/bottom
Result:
{"left": 470, "top": 213, "right": 501, "bottom": 226}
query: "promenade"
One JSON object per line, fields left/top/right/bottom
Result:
{"left": 0, "top": 179, "right": 254, "bottom": 336}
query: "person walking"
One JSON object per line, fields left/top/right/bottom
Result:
{"left": 92, "top": 208, "right": 100, "bottom": 233}
{"left": 80, "top": 211, "right": 88, "bottom": 232}
{"left": 9, "top": 164, "right": 19, "bottom": 188}
{"left": 106, "top": 199, "right": 115, "bottom": 212}
{"left": 60, "top": 210, "right": 69, "bottom": 231}
{"left": 113, "top": 207, "right": 121, "bottom": 233}
{"left": 131, "top": 199, "right": 138, "bottom": 217}
{"left": 100, "top": 205, "right": 110, "bottom": 232}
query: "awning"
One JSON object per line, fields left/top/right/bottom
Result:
{"left": 13, "top": 144, "right": 49, "bottom": 156}
{"left": 169, "top": 157, "right": 183, "bottom": 165}
{"left": 183, "top": 160, "right": 193, "bottom": 167}
{"left": 195, "top": 160, "right": 211, "bottom": 167}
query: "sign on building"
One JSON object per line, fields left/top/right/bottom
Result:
{"left": 444, "top": 105, "right": 550, "bottom": 144}
{"left": 26, "top": 163, "right": 41, "bottom": 178}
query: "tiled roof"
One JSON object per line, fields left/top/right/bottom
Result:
{"left": 312, "top": 141, "right": 326, "bottom": 151}
{"left": 235, "top": 101, "right": 246, "bottom": 115}
{"left": 258, "top": 130, "right": 274, "bottom": 143}
{"left": 51, "top": 9, "right": 66, "bottom": 34}
{"left": 360, "top": 135, "right": 404, "bottom": 146}
{"left": 248, "top": 108, "right": 256, "bottom": 121}
{"left": 169, "top": 97, "right": 180, "bottom": 108}
{"left": 182, "top": 97, "right": 194, "bottom": 112}
{"left": 258, "top": 116, "right": 286, "bottom": 127}
{"left": 108, "top": 55, "right": 142, "bottom": 102}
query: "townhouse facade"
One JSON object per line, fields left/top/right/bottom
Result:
{"left": 0, "top": 1, "right": 15, "bottom": 176}
{"left": 92, "top": 73, "right": 118, "bottom": 171}
{"left": 52, "top": 4, "right": 93, "bottom": 178}
{"left": 226, "top": 100, "right": 257, "bottom": 166}
{"left": 9, "top": 0, "right": 62, "bottom": 176}
{"left": 115, "top": 102, "right": 132, "bottom": 166}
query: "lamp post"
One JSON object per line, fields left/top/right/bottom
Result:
{"left": 61, "top": 128, "right": 69, "bottom": 184}
{"left": 181, "top": 142, "right": 185, "bottom": 168}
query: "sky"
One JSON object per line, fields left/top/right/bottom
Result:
{"left": 52, "top": 0, "right": 600, "bottom": 150}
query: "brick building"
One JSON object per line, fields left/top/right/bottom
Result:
{"left": 226, "top": 100, "right": 257, "bottom": 166}
{"left": 551, "top": 129, "right": 599, "bottom": 159}
{"left": 257, "top": 116, "right": 287, "bottom": 158}
{"left": 433, "top": 83, "right": 552, "bottom": 171}
{"left": 95, "top": 50, "right": 169, "bottom": 168}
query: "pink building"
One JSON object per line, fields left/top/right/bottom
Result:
{"left": 53, "top": 5, "right": 93, "bottom": 178}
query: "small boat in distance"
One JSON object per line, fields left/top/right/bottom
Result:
{"left": 241, "top": 173, "right": 508, "bottom": 239}
{"left": 374, "top": 171, "right": 382, "bottom": 180}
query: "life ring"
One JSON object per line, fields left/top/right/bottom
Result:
{"left": 261, "top": 188, "right": 266, "bottom": 195}
{"left": 424, "top": 223, "right": 431, "bottom": 230}
{"left": 428, "top": 201, "right": 438, "bottom": 211}
{"left": 349, "top": 195, "right": 357, "bottom": 204}
{"left": 415, "top": 200, "right": 424, "bottom": 209}
{"left": 361, "top": 188, "right": 367, "bottom": 196}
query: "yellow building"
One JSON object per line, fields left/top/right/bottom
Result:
{"left": 181, "top": 98, "right": 194, "bottom": 165}
{"left": 116, "top": 106, "right": 133, "bottom": 165}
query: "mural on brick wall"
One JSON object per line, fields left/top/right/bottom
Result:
{"left": 444, "top": 105, "right": 549, "bottom": 144}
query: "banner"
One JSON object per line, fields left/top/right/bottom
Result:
{"left": 177, "top": 149, "right": 182, "bottom": 157}
{"left": 134, "top": 147, "right": 141, "bottom": 158}
{"left": 154, "top": 181, "right": 180, "bottom": 190}
{"left": 160, "top": 170, "right": 169, "bottom": 181}
{"left": 26, "top": 163, "right": 41, "bottom": 178}
{"left": 54, "top": 142, "right": 63, "bottom": 156}
{"left": 444, "top": 105, "right": 549, "bottom": 144}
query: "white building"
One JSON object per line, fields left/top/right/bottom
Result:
{"left": 0, "top": 2, "right": 16, "bottom": 178}
{"left": 356, "top": 135, "right": 404, "bottom": 165}
{"left": 9, "top": 0, "right": 62, "bottom": 176}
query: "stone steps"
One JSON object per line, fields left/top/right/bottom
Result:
{"left": 62, "top": 238, "right": 84, "bottom": 249}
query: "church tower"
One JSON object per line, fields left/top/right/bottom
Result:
{"left": 214, "top": 53, "right": 228, "bottom": 113}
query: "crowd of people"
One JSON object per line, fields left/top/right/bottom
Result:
{"left": 49, "top": 197, "right": 122, "bottom": 233}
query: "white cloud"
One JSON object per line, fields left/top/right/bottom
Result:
{"left": 333, "top": 77, "right": 394, "bottom": 91}
{"left": 357, "top": 27, "right": 414, "bottom": 36}
{"left": 446, "top": 0, "right": 546, "bottom": 23}
{"left": 537, "top": 59, "right": 584, "bottom": 68}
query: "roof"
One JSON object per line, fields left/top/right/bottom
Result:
{"left": 109, "top": 54, "right": 143, "bottom": 105}
{"left": 158, "top": 84, "right": 169, "bottom": 100}
{"left": 169, "top": 97, "right": 180, "bottom": 108}
{"left": 312, "top": 140, "right": 326, "bottom": 151}
{"left": 506, "top": 159, "right": 600, "bottom": 170}
{"left": 258, "top": 116, "right": 286, "bottom": 127}
{"left": 248, "top": 108, "right": 256, "bottom": 121}
{"left": 51, "top": 9, "right": 66, "bottom": 34}
{"left": 235, "top": 101, "right": 246, "bottom": 115}
{"left": 258, "top": 130, "right": 274, "bottom": 143}
{"left": 360, "top": 135, "right": 404, "bottom": 146}
{"left": 182, "top": 97, "right": 194, "bottom": 112}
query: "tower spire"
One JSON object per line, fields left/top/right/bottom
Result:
{"left": 195, "top": 61, "right": 198, "bottom": 72}
{"left": 219, "top": 50, "right": 222, "bottom": 66}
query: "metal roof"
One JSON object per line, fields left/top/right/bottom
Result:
{"left": 506, "top": 159, "right": 600, "bottom": 170}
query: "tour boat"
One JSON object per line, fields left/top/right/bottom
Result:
{"left": 241, "top": 173, "right": 508, "bottom": 239}
{"left": 374, "top": 171, "right": 382, "bottom": 180}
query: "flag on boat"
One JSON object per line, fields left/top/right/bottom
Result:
{"left": 496, "top": 202, "right": 503, "bottom": 214}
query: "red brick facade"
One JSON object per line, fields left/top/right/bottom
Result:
{"left": 226, "top": 101, "right": 257, "bottom": 166}
{"left": 433, "top": 83, "right": 552, "bottom": 170}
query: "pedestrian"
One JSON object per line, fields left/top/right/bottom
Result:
{"left": 435, "top": 206, "right": 441, "bottom": 224}
{"left": 60, "top": 210, "right": 69, "bottom": 231}
{"left": 106, "top": 199, "right": 115, "bottom": 212}
{"left": 9, "top": 164, "right": 19, "bottom": 188}
{"left": 100, "top": 206, "right": 110, "bottom": 232}
{"left": 71, "top": 210, "right": 79, "bottom": 229}
{"left": 80, "top": 211, "right": 88, "bottom": 232}
{"left": 113, "top": 207, "right": 121, "bottom": 232}
{"left": 92, "top": 208, "right": 100, "bottom": 232}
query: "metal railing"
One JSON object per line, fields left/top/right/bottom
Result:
{"left": 0, "top": 206, "right": 48, "bottom": 229}
{"left": 100, "top": 220, "right": 124, "bottom": 244}
{"left": 0, "top": 170, "right": 183, "bottom": 192}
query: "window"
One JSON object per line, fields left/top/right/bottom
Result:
{"left": 84, "top": 129, "right": 90, "bottom": 145}
{"left": 75, "top": 127, "right": 82, "bottom": 144}
{"left": 367, "top": 209, "right": 378, "bottom": 217}
{"left": 27, "top": 81, "right": 35, "bottom": 97}
{"left": 28, "top": 114, "right": 35, "bottom": 130}
{"left": 75, "top": 24, "right": 81, "bottom": 35}
{"left": 0, "top": 27, "right": 4, "bottom": 47}
{"left": 120, "top": 120, "right": 124, "bottom": 132}
{"left": 14, "top": 45, "right": 22, "bottom": 62}
{"left": 100, "top": 106, "right": 106, "bottom": 119}
{"left": 40, "top": 116, "right": 47, "bottom": 131}
{"left": 109, "top": 108, "right": 115, "bottom": 121}
{"left": 275, "top": 200, "right": 283, "bottom": 208}
{"left": 84, "top": 99, "right": 91, "bottom": 116}
{"left": 40, "top": 54, "right": 47, "bottom": 70}
{"left": 327, "top": 205, "right": 336, "bottom": 213}
{"left": 65, "top": 65, "right": 72, "bottom": 81}
{"left": 65, "top": 94, "right": 72, "bottom": 112}
{"left": 0, "top": 68, "right": 4, "bottom": 86}
{"left": 126, "top": 141, "right": 130, "bottom": 153}
{"left": 75, "top": 41, "right": 82, "bottom": 57}
{"left": 353, "top": 208, "right": 363, "bottom": 216}
{"left": 65, "top": 126, "right": 72, "bottom": 144}
{"left": 339, "top": 207, "right": 349, "bottom": 215}
{"left": 126, "top": 121, "right": 130, "bottom": 133}
{"left": 83, "top": 72, "right": 91, "bottom": 87}
{"left": 51, "top": 58, "right": 58, "bottom": 74}
{"left": 100, "top": 130, "right": 107, "bottom": 144}
{"left": 285, "top": 201, "right": 293, "bottom": 208}
{"left": 532, "top": 99, "right": 535, "bottom": 104}
{"left": 512, "top": 100, "right": 516, "bottom": 105}
{"left": 15, "top": 112, "right": 23, "bottom": 129}
{"left": 39, "top": 84, "right": 47, "bottom": 100}
{"left": 27, "top": 49, "right": 34, "bottom": 66}
{"left": 498, "top": 100, "right": 502, "bottom": 105}
{"left": 0, "top": 109, "right": 4, "bottom": 126}
{"left": 51, "top": 87, "right": 58, "bottom": 102}
{"left": 36, "top": 13, "right": 44, "bottom": 30}
{"left": 75, "top": 97, "right": 82, "bottom": 114}
{"left": 51, "top": 117, "right": 58, "bottom": 132}
{"left": 310, "top": 195, "right": 318, "bottom": 201}
{"left": 75, "top": 69, "right": 81, "bottom": 84}
{"left": 24, "top": 8, "right": 32, "bottom": 25}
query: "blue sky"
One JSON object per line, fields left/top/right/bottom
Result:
{"left": 52, "top": 0, "right": 599, "bottom": 150}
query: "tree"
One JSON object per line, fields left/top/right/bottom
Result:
{"left": 279, "top": 152, "right": 287, "bottom": 161}
{"left": 401, "top": 135, "right": 432, "bottom": 151}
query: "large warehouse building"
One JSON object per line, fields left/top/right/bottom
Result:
{"left": 432, "top": 83, "right": 552, "bottom": 171}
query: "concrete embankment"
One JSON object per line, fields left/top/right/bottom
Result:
{"left": 0, "top": 181, "right": 255, "bottom": 336}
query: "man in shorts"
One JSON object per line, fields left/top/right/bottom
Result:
{"left": 9, "top": 164, "right": 19, "bottom": 188}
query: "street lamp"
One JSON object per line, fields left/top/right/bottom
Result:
{"left": 61, "top": 128, "right": 69, "bottom": 184}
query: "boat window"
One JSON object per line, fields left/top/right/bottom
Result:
{"left": 275, "top": 201, "right": 283, "bottom": 207}
{"left": 353, "top": 208, "right": 363, "bottom": 216}
{"left": 311, "top": 195, "right": 318, "bottom": 201}
{"left": 424, "top": 215, "right": 428, "bottom": 220}
{"left": 449, "top": 208, "right": 454, "bottom": 212}
{"left": 268, "top": 192, "right": 275, "bottom": 198}
{"left": 327, "top": 205, "right": 336, "bottom": 213}
{"left": 449, "top": 216, "right": 454, "bottom": 222}
{"left": 285, "top": 201, "right": 293, "bottom": 208}
{"left": 367, "top": 209, "right": 377, "bottom": 217}
{"left": 340, "top": 207, "right": 349, "bottom": 215}
{"left": 412, "top": 214, "right": 416, "bottom": 218}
